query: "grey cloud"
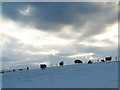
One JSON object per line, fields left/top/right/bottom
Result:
{"left": 71, "top": 43, "right": 118, "bottom": 58}
{"left": 2, "top": 2, "right": 118, "bottom": 37}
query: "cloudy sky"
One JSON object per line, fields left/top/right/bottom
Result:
{"left": 1, "top": 2, "right": 118, "bottom": 70}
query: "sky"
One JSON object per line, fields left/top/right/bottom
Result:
{"left": 1, "top": 2, "right": 118, "bottom": 70}
{"left": 0, "top": 1, "right": 2, "bottom": 70}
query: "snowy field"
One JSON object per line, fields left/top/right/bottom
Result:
{"left": 0, "top": 74, "right": 1, "bottom": 89}
{"left": 2, "top": 61, "right": 118, "bottom": 88}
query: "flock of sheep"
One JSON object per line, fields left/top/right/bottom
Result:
{"left": 40, "top": 56, "right": 112, "bottom": 69}
{"left": 0, "top": 56, "right": 114, "bottom": 74}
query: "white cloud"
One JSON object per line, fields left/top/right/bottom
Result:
{"left": 94, "top": 23, "right": 118, "bottom": 44}
{"left": 19, "top": 6, "right": 32, "bottom": 16}
{"left": 78, "top": 23, "right": 118, "bottom": 47}
{"left": 2, "top": 19, "right": 74, "bottom": 47}
{"left": 25, "top": 49, "right": 59, "bottom": 55}
{"left": 63, "top": 53, "right": 94, "bottom": 58}
{"left": 78, "top": 41, "right": 109, "bottom": 47}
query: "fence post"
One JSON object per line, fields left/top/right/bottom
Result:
{"left": 116, "top": 56, "right": 117, "bottom": 61}
{"left": 51, "top": 64, "right": 52, "bottom": 67}
{"left": 97, "top": 59, "right": 99, "bottom": 62}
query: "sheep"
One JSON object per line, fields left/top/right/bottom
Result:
{"left": 59, "top": 61, "right": 64, "bottom": 66}
{"left": 0, "top": 71, "right": 4, "bottom": 74}
{"left": 13, "top": 69, "right": 16, "bottom": 72}
{"left": 74, "top": 60, "right": 82, "bottom": 64}
{"left": 18, "top": 69, "right": 24, "bottom": 71}
{"left": 27, "top": 67, "right": 29, "bottom": 70}
{"left": 105, "top": 57, "right": 112, "bottom": 62}
{"left": 88, "top": 60, "right": 92, "bottom": 64}
{"left": 40, "top": 64, "right": 47, "bottom": 69}
{"left": 101, "top": 60, "right": 105, "bottom": 62}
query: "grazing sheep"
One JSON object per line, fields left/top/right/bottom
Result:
{"left": 105, "top": 57, "right": 112, "bottom": 62}
{"left": 40, "top": 64, "right": 47, "bottom": 69}
{"left": 88, "top": 60, "right": 92, "bottom": 64}
{"left": 74, "top": 60, "right": 82, "bottom": 64}
{"left": 27, "top": 67, "right": 29, "bottom": 70}
{"left": 13, "top": 69, "right": 16, "bottom": 72}
{"left": 18, "top": 69, "right": 24, "bottom": 71}
{"left": 0, "top": 71, "right": 4, "bottom": 74}
{"left": 101, "top": 60, "right": 105, "bottom": 62}
{"left": 59, "top": 61, "right": 64, "bottom": 66}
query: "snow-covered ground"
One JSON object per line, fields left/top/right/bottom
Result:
{"left": 2, "top": 61, "right": 118, "bottom": 88}
{"left": 0, "top": 74, "right": 2, "bottom": 89}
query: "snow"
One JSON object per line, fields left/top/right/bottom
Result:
{"left": 0, "top": 74, "right": 1, "bottom": 89}
{"left": 2, "top": 61, "right": 118, "bottom": 88}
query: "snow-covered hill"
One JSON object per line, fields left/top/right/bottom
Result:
{"left": 2, "top": 61, "right": 118, "bottom": 88}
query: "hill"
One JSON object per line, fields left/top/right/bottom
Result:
{"left": 2, "top": 61, "right": 118, "bottom": 88}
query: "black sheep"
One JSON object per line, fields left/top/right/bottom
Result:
{"left": 13, "top": 69, "right": 16, "bottom": 72}
{"left": 27, "top": 67, "right": 29, "bottom": 70}
{"left": 74, "top": 60, "right": 82, "bottom": 64}
{"left": 101, "top": 60, "right": 105, "bottom": 62}
{"left": 18, "top": 69, "right": 23, "bottom": 71}
{"left": 105, "top": 57, "right": 112, "bottom": 62}
{"left": 59, "top": 61, "right": 64, "bottom": 66}
{"left": 88, "top": 60, "right": 92, "bottom": 64}
{"left": 40, "top": 64, "right": 47, "bottom": 69}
